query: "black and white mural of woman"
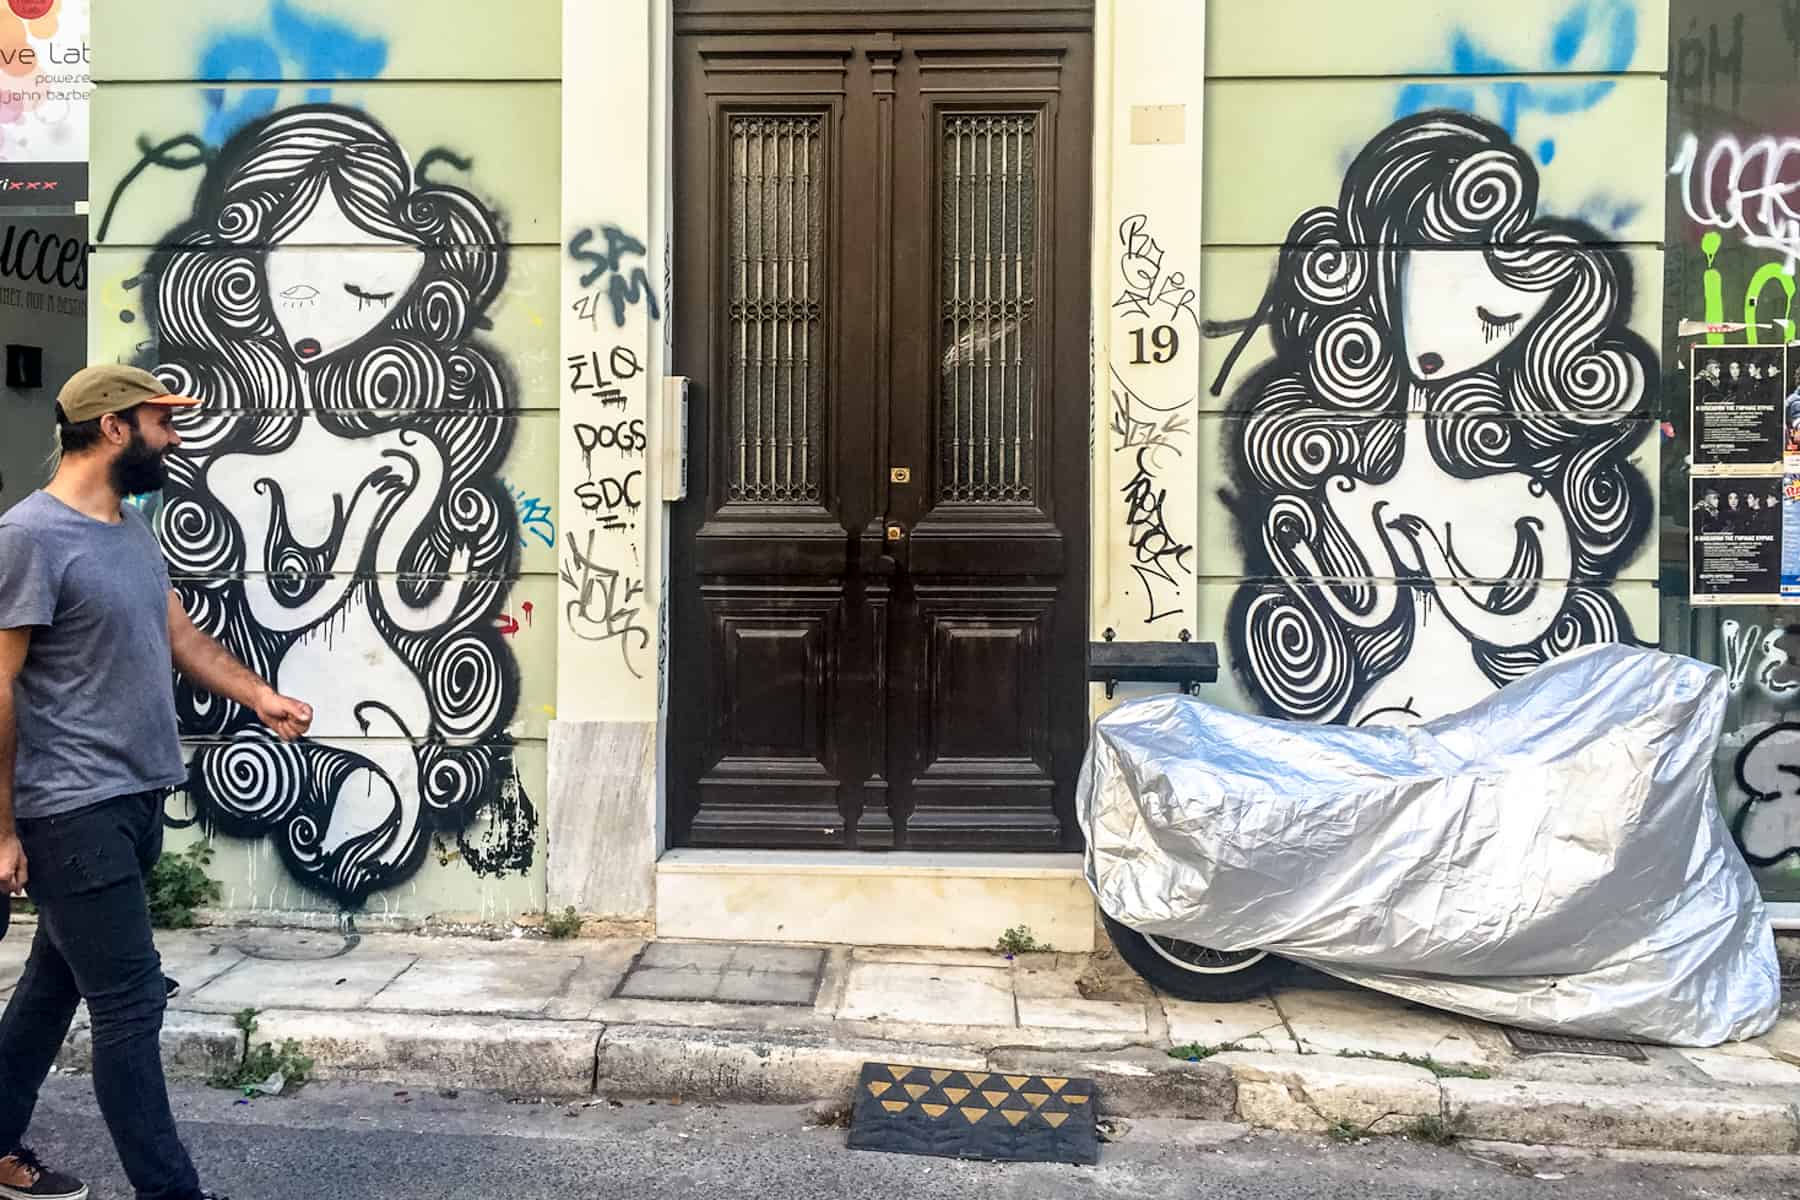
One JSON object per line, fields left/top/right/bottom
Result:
{"left": 143, "top": 105, "right": 523, "bottom": 903}
{"left": 1220, "top": 112, "right": 1655, "bottom": 726}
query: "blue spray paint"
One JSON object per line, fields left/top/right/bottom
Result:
{"left": 197, "top": 0, "right": 389, "bottom": 145}
{"left": 1393, "top": 0, "right": 1636, "bottom": 167}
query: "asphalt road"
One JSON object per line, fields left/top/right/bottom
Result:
{"left": 19, "top": 1073, "right": 1800, "bottom": 1200}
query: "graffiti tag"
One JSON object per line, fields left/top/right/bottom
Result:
{"left": 1732, "top": 722, "right": 1800, "bottom": 868}
{"left": 560, "top": 530, "right": 650, "bottom": 678}
{"left": 196, "top": 0, "right": 388, "bottom": 145}
{"left": 568, "top": 224, "right": 660, "bottom": 329}
{"left": 1393, "top": 0, "right": 1636, "bottom": 166}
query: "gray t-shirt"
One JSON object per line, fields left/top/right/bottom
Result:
{"left": 0, "top": 491, "right": 187, "bottom": 818}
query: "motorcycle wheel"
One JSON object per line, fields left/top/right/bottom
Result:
{"left": 1100, "top": 911, "right": 1288, "bottom": 1002}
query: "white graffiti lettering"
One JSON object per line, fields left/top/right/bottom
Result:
{"left": 1671, "top": 132, "right": 1800, "bottom": 273}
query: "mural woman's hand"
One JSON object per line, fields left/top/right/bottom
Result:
{"left": 255, "top": 688, "right": 315, "bottom": 742}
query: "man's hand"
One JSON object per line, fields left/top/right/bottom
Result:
{"left": 254, "top": 688, "right": 313, "bottom": 742}
{"left": 0, "top": 832, "right": 25, "bottom": 896}
{"left": 170, "top": 593, "right": 312, "bottom": 741}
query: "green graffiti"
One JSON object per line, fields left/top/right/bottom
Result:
{"left": 1703, "top": 231, "right": 1725, "bottom": 345}
{"left": 1697, "top": 234, "right": 1797, "bottom": 346}
{"left": 1745, "top": 263, "right": 1797, "bottom": 346}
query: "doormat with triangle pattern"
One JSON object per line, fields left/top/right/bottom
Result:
{"left": 845, "top": 1062, "right": 1099, "bottom": 1165}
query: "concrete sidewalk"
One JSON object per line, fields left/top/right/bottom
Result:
{"left": 4, "top": 919, "right": 1798, "bottom": 1154}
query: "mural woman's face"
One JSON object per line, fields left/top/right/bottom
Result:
{"left": 1399, "top": 249, "right": 1549, "bottom": 382}
{"left": 263, "top": 186, "right": 425, "bottom": 363}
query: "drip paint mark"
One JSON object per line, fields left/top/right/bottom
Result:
{"left": 457, "top": 770, "right": 538, "bottom": 878}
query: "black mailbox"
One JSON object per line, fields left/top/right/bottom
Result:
{"left": 5, "top": 344, "right": 43, "bottom": 390}
{"left": 1088, "top": 638, "right": 1220, "bottom": 699}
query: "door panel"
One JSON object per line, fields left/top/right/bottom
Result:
{"left": 672, "top": 6, "right": 1091, "bottom": 851}
{"left": 694, "top": 585, "right": 847, "bottom": 846}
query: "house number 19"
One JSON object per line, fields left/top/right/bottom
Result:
{"left": 1129, "top": 325, "right": 1180, "bottom": 364}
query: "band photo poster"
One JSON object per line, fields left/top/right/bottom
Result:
{"left": 1690, "top": 344, "right": 1800, "bottom": 604}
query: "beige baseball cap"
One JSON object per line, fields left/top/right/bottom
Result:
{"left": 56, "top": 364, "right": 200, "bottom": 423}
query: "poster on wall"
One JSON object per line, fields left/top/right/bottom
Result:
{"left": 1691, "top": 477, "right": 1783, "bottom": 602}
{"left": 1691, "top": 345, "right": 1786, "bottom": 472}
{"left": 1784, "top": 474, "right": 1800, "bottom": 599}
{"left": 0, "top": 0, "right": 89, "bottom": 204}
{"left": 1690, "top": 345, "right": 1800, "bottom": 604}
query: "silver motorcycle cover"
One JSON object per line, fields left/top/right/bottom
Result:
{"left": 1078, "top": 644, "right": 1779, "bottom": 1046}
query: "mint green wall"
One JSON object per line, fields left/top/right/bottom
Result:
{"left": 1099, "top": 1, "right": 1667, "bottom": 732}
{"left": 88, "top": 0, "right": 559, "bottom": 923}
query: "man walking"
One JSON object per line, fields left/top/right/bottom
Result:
{"left": 0, "top": 366, "right": 313, "bottom": 1200}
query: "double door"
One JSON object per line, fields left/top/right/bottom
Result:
{"left": 669, "top": 8, "right": 1093, "bottom": 851}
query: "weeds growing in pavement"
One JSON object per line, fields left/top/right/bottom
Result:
{"left": 1338, "top": 1049, "right": 1493, "bottom": 1080}
{"left": 1168, "top": 1042, "right": 1246, "bottom": 1062}
{"left": 208, "top": 1008, "right": 314, "bottom": 1095}
{"left": 996, "top": 925, "right": 1052, "bottom": 955}
{"left": 1401, "top": 1114, "right": 1463, "bottom": 1145}
{"left": 148, "top": 842, "right": 222, "bottom": 929}
{"left": 544, "top": 906, "right": 585, "bottom": 939}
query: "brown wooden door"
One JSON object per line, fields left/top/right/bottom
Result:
{"left": 670, "top": 4, "right": 1092, "bottom": 851}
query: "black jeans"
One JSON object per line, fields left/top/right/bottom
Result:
{"left": 0, "top": 790, "right": 201, "bottom": 1200}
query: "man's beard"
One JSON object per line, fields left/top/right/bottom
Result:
{"left": 110, "top": 430, "right": 169, "bottom": 496}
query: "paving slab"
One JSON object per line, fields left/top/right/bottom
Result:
{"left": 186, "top": 949, "right": 417, "bottom": 1012}
{"left": 1762, "top": 1014, "right": 1800, "bottom": 1066}
{"left": 156, "top": 938, "right": 249, "bottom": 996}
{"left": 812, "top": 947, "right": 853, "bottom": 1014}
{"left": 1163, "top": 996, "right": 1296, "bottom": 1053}
{"left": 851, "top": 946, "right": 1013, "bottom": 969}
{"left": 839, "top": 960, "right": 1016, "bottom": 1026}
{"left": 543, "top": 939, "right": 646, "bottom": 1020}
{"left": 1017, "top": 996, "right": 1148, "bottom": 1035}
{"left": 1680, "top": 1046, "right": 1800, "bottom": 1087}
{"left": 591, "top": 995, "right": 828, "bottom": 1031}
{"left": 369, "top": 953, "right": 584, "bottom": 1015}
{"left": 1274, "top": 987, "right": 1513, "bottom": 1068}
{"left": 1493, "top": 1048, "right": 1685, "bottom": 1087}
{"left": 1012, "top": 960, "right": 1089, "bottom": 1001}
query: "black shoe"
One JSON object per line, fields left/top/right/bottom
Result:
{"left": 0, "top": 1148, "right": 88, "bottom": 1200}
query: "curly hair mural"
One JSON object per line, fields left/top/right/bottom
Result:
{"left": 144, "top": 105, "right": 525, "bottom": 904}
{"left": 1219, "top": 112, "right": 1655, "bottom": 726}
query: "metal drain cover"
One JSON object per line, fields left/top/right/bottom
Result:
{"left": 613, "top": 941, "right": 826, "bottom": 1006}
{"left": 1504, "top": 1028, "right": 1647, "bottom": 1061}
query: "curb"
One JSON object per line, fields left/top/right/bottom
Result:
{"left": 58, "top": 1010, "right": 241, "bottom": 1079}
{"left": 592, "top": 1027, "right": 1237, "bottom": 1119}
{"left": 254, "top": 1010, "right": 606, "bottom": 1098}
{"left": 1216, "top": 1052, "right": 1800, "bottom": 1154}
{"left": 100, "top": 1014, "right": 1800, "bottom": 1154}
{"left": 1443, "top": 1076, "right": 1800, "bottom": 1154}
{"left": 69, "top": 1010, "right": 604, "bottom": 1098}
